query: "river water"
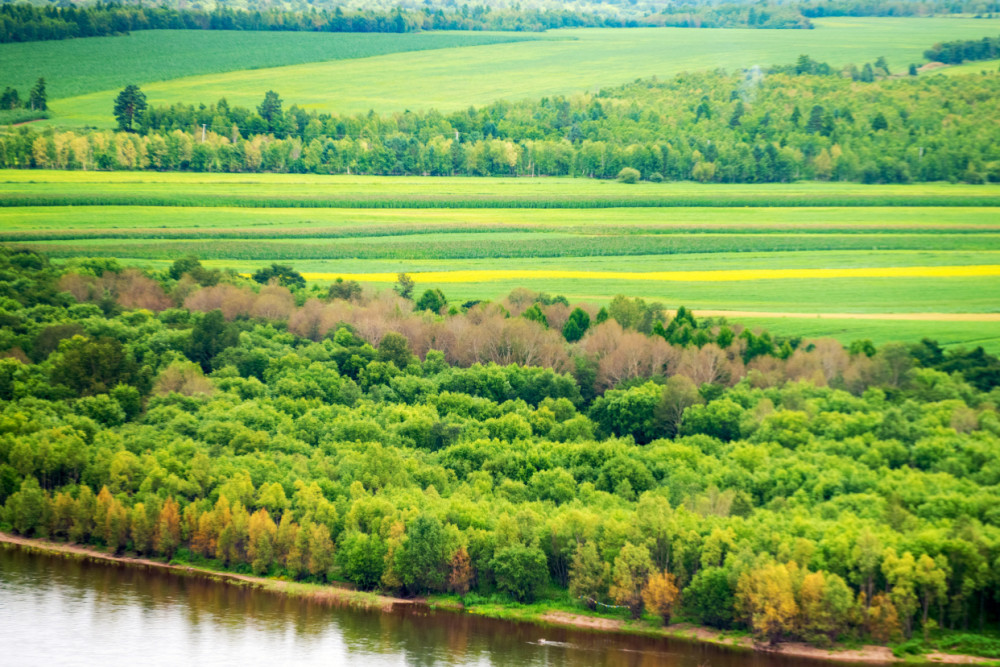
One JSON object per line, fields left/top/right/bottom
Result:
{"left": 0, "top": 545, "right": 828, "bottom": 667}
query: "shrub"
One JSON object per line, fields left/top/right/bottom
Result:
{"left": 617, "top": 167, "right": 640, "bottom": 184}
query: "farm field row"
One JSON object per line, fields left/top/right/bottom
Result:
{"left": 23, "top": 18, "right": 1000, "bottom": 127}
{"left": 3, "top": 205, "right": 1000, "bottom": 232}
{"left": 17, "top": 234, "right": 1000, "bottom": 259}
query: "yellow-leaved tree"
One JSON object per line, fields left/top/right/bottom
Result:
{"left": 642, "top": 570, "right": 680, "bottom": 625}
{"left": 736, "top": 561, "right": 799, "bottom": 644}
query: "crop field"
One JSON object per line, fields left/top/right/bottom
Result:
{"left": 2, "top": 170, "right": 998, "bottom": 351}
{"left": 0, "top": 30, "right": 548, "bottom": 103}
{"left": 6, "top": 17, "right": 997, "bottom": 128}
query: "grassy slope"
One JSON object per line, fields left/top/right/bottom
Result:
{"left": 0, "top": 30, "right": 549, "bottom": 102}
{"left": 33, "top": 17, "right": 1000, "bottom": 127}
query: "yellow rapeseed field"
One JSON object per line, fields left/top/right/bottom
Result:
{"left": 302, "top": 265, "right": 1000, "bottom": 283}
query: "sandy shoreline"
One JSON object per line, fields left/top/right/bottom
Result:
{"left": 2, "top": 532, "right": 995, "bottom": 665}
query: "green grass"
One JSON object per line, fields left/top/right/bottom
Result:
{"left": 20, "top": 17, "right": 1000, "bottom": 127}
{"left": 0, "top": 30, "right": 550, "bottom": 103}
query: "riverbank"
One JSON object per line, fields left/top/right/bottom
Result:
{"left": 0, "top": 532, "right": 412, "bottom": 612}
{"left": 2, "top": 532, "right": 995, "bottom": 665}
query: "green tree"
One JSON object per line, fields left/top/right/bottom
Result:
{"left": 4, "top": 477, "right": 47, "bottom": 536}
{"left": 415, "top": 288, "right": 447, "bottom": 313}
{"left": 28, "top": 77, "right": 46, "bottom": 111}
{"left": 378, "top": 331, "right": 415, "bottom": 369}
{"left": 327, "top": 277, "right": 362, "bottom": 301}
{"left": 113, "top": 84, "right": 147, "bottom": 132}
{"left": 394, "top": 273, "right": 415, "bottom": 300}
{"left": 562, "top": 307, "right": 591, "bottom": 342}
{"left": 521, "top": 303, "right": 548, "bottom": 327}
{"left": 394, "top": 514, "right": 450, "bottom": 594}
{"left": 251, "top": 263, "right": 304, "bottom": 289}
{"left": 338, "top": 531, "right": 387, "bottom": 589}
{"left": 50, "top": 336, "right": 138, "bottom": 396}
{"left": 683, "top": 567, "right": 735, "bottom": 628}
{"left": 610, "top": 542, "right": 653, "bottom": 618}
{"left": 257, "top": 90, "right": 283, "bottom": 132}
{"left": 569, "top": 541, "right": 610, "bottom": 608}
{"left": 491, "top": 544, "right": 549, "bottom": 603}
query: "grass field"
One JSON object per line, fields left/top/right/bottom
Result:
{"left": 2, "top": 170, "right": 997, "bottom": 351}
{"left": 10, "top": 17, "right": 998, "bottom": 127}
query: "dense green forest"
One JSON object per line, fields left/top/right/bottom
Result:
{"left": 1, "top": 247, "right": 1000, "bottom": 653}
{"left": 7, "top": 62, "right": 1000, "bottom": 183}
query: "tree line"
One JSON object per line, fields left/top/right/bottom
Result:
{"left": 7, "top": 61, "right": 1000, "bottom": 183}
{"left": 1, "top": 247, "right": 1000, "bottom": 655}
{"left": 925, "top": 34, "right": 1000, "bottom": 64}
{"left": 0, "top": 0, "right": 811, "bottom": 45}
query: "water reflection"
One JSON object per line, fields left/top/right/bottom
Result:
{"left": 1, "top": 546, "right": 826, "bottom": 667}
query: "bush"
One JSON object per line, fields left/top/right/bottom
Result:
{"left": 648, "top": 172, "right": 663, "bottom": 182}
{"left": 616, "top": 167, "right": 640, "bottom": 184}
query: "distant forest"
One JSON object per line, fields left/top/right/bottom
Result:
{"left": 5, "top": 0, "right": 1000, "bottom": 43}
{"left": 6, "top": 61, "right": 1000, "bottom": 184}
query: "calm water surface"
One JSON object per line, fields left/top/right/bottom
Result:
{"left": 1, "top": 545, "right": 828, "bottom": 667}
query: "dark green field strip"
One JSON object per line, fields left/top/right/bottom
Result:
{"left": 18, "top": 233, "right": 1000, "bottom": 260}
{"left": 6, "top": 225, "right": 1000, "bottom": 242}
{"left": 6, "top": 191, "right": 1000, "bottom": 209}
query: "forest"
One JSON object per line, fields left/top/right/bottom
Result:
{"left": 6, "top": 61, "right": 1000, "bottom": 184}
{"left": 1, "top": 246, "right": 999, "bottom": 655}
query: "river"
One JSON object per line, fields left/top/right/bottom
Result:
{"left": 1, "top": 544, "right": 831, "bottom": 667}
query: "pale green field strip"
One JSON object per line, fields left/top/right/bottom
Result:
{"left": 4, "top": 172, "right": 1000, "bottom": 207}
{"left": 3, "top": 205, "right": 1000, "bottom": 232}
{"left": 935, "top": 59, "right": 1000, "bottom": 76}
{"left": 0, "top": 31, "right": 550, "bottom": 102}
{"left": 35, "top": 18, "right": 1000, "bottom": 126}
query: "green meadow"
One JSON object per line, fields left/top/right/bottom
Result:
{"left": 9, "top": 17, "right": 998, "bottom": 127}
